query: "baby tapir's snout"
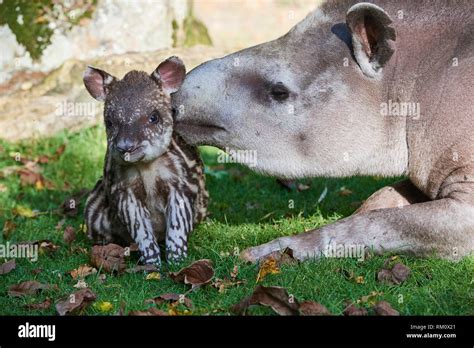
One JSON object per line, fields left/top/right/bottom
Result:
{"left": 113, "top": 128, "right": 146, "bottom": 163}
{"left": 115, "top": 136, "right": 138, "bottom": 155}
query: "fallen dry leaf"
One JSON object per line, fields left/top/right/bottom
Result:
{"left": 73, "top": 279, "right": 88, "bottom": 289}
{"left": 296, "top": 183, "right": 311, "bottom": 191}
{"left": 38, "top": 240, "right": 60, "bottom": 254}
{"left": 18, "top": 168, "right": 54, "bottom": 190}
{"left": 343, "top": 303, "right": 368, "bottom": 316}
{"left": 90, "top": 244, "right": 126, "bottom": 273}
{"left": 63, "top": 226, "right": 76, "bottom": 244}
{"left": 169, "top": 259, "right": 214, "bottom": 288}
{"left": 145, "top": 272, "right": 161, "bottom": 281}
{"left": 3, "top": 220, "right": 16, "bottom": 239}
{"left": 63, "top": 226, "right": 76, "bottom": 245}
{"left": 8, "top": 280, "right": 56, "bottom": 297}
{"left": 79, "top": 224, "right": 87, "bottom": 234}
{"left": 357, "top": 291, "right": 384, "bottom": 306}
{"left": 12, "top": 205, "right": 37, "bottom": 218}
{"left": 212, "top": 265, "right": 245, "bottom": 293}
{"left": 377, "top": 262, "right": 411, "bottom": 285}
{"left": 0, "top": 165, "right": 21, "bottom": 179}
{"left": 338, "top": 187, "right": 353, "bottom": 196}
{"left": 16, "top": 240, "right": 60, "bottom": 255}
{"left": 129, "top": 307, "right": 168, "bottom": 316}
{"left": 167, "top": 302, "right": 192, "bottom": 316}
{"left": 263, "top": 248, "right": 298, "bottom": 266}
{"left": 256, "top": 257, "right": 280, "bottom": 282}
{"left": 70, "top": 246, "right": 89, "bottom": 255}
{"left": 276, "top": 179, "right": 311, "bottom": 192}
{"left": 0, "top": 259, "right": 16, "bottom": 275}
{"left": 55, "top": 288, "right": 97, "bottom": 316}
{"left": 377, "top": 269, "right": 393, "bottom": 283}
{"left": 299, "top": 300, "right": 331, "bottom": 315}
{"left": 54, "top": 144, "right": 66, "bottom": 159}
{"left": 37, "top": 155, "right": 49, "bottom": 164}
{"left": 391, "top": 263, "right": 411, "bottom": 282}
{"left": 212, "top": 277, "right": 246, "bottom": 293}
{"left": 125, "top": 264, "right": 159, "bottom": 273}
{"left": 276, "top": 179, "right": 297, "bottom": 191}
{"left": 373, "top": 301, "right": 400, "bottom": 316}
{"left": 0, "top": 183, "right": 7, "bottom": 193}
{"left": 24, "top": 298, "right": 52, "bottom": 310}
{"left": 232, "top": 285, "right": 299, "bottom": 316}
{"left": 230, "top": 265, "right": 239, "bottom": 279}
{"left": 94, "top": 301, "right": 113, "bottom": 313}
{"left": 145, "top": 293, "right": 193, "bottom": 309}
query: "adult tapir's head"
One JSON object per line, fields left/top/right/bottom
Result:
{"left": 173, "top": 1, "right": 408, "bottom": 178}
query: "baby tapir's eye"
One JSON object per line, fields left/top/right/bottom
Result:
{"left": 149, "top": 111, "right": 160, "bottom": 124}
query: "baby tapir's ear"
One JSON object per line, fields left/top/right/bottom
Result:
{"left": 151, "top": 56, "right": 186, "bottom": 95}
{"left": 83, "top": 66, "right": 116, "bottom": 101}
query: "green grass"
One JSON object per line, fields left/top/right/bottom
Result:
{"left": 0, "top": 125, "right": 473, "bottom": 315}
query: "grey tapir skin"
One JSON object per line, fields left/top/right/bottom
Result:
{"left": 172, "top": 0, "right": 474, "bottom": 262}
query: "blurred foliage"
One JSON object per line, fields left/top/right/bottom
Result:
{"left": 172, "top": 0, "right": 212, "bottom": 48}
{"left": 0, "top": 0, "right": 96, "bottom": 60}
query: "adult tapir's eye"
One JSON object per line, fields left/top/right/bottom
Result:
{"left": 149, "top": 111, "right": 160, "bottom": 124}
{"left": 270, "top": 82, "right": 290, "bottom": 101}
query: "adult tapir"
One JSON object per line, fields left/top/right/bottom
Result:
{"left": 172, "top": 0, "right": 474, "bottom": 262}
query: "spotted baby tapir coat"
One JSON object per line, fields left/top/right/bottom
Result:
{"left": 82, "top": 57, "right": 208, "bottom": 266}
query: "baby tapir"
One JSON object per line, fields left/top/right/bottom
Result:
{"left": 82, "top": 56, "right": 208, "bottom": 266}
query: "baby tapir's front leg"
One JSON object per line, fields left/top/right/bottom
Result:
{"left": 85, "top": 179, "right": 126, "bottom": 245}
{"left": 166, "top": 189, "right": 193, "bottom": 262}
{"left": 118, "top": 189, "right": 162, "bottom": 266}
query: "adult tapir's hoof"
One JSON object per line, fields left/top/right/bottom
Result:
{"left": 240, "top": 235, "right": 318, "bottom": 263}
{"left": 240, "top": 238, "right": 289, "bottom": 263}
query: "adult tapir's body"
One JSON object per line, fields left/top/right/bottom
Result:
{"left": 173, "top": 0, "right": 474, "bottom": 261}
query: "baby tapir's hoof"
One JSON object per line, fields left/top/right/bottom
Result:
{"left": 166, "top": 249, "right": 187, "bottom": 264}
{"left": 139, "top": 255, "right": 162, "bottom": 268}
{"left": 139, "top": 244, "right": 162, "bottom": 267}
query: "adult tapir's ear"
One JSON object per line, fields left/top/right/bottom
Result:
{"left": 151, "top": 56, "right": 186, "bottom": 95}
{"left": 346, "top": 2, "right": 396, "bottom": 78}
{"left": 83, "top": 66, "right": 116, "bottom": 101}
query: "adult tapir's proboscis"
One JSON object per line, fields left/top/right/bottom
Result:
{"left": 172, "top": 0, "right": 474, "bottom": 262}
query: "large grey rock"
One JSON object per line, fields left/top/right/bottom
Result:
{"left": 0, "top": 0, "right": 188, "bottom": 83}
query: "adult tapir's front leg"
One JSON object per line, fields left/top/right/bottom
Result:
{"left": 241, "top": 195, "right": 474, "bottom": 263}
{"left": 118, "top": 189, "right": 161, "bottom": 266}
{"left": 165, "top": 188, "right": 193, "bottom": 262}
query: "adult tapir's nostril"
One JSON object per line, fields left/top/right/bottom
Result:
{"left": 116, "top": 138, "right": 138, "bottom": 154}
